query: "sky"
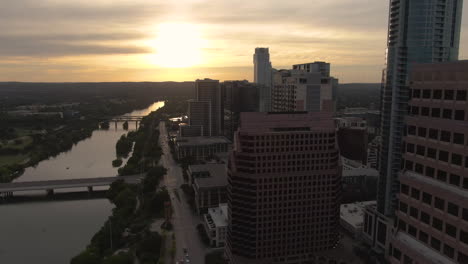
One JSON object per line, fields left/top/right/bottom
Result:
{"left": 0, "top": 0, "right": 467, "bottom": 83}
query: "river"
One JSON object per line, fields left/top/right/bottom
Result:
{"left": 0, "top": 101, "right": 164, "bottom": 264}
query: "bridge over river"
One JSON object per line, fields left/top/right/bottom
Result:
{"left": 0, "top": 174, "right": 143, "bottom": 197}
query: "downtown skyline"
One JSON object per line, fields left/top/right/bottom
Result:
{"left": 2, "top": 0, "right": 468, "bottom": 83}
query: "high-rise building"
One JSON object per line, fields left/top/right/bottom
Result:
{"left": 222, "top": 80, "right": 259, "bottom": 140}
{"left": 195, "top": 79, "right": 223, "bottom": 136}
{"left": 226, "top": 112, "right": 342, "bottom": 264}
{"left": 253, "top": 48, "right": 273, "bottom": 112}
{"left": 271, "top": 70, "right": 322, "bottom": 112}
{"left": 186, "top": 100, "right": 211, "bottom": 137}
{"left": 293, "top": 62, "right": 330, "bottom": 77}
{"left": 377, "top": 0, "right": 463, "bottom": 216}
{"left": 388, "top": 61, "right": 468, "bottom": 263}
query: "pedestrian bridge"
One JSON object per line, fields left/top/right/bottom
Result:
{"left": 0, "top": 175, "right": 143, "bottom": 196}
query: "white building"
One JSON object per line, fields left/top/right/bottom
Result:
{"left": 253, "top": 48, "right": 272, "bottom": 112}
{"left": 203, "top": 204, "right": 228, "bottom": 248}
{"left": 340, "top": 201, "right": 377, "bottom": 237}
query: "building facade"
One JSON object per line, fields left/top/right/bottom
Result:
{"left": 204, "top": 204, "right": 228, "bottom": 248}
{"left": 189, "top": 164, "right": 228, "bottom": 214}
{"left": 377, "top": 0, "right": 463, "bottom": 216}
{"left": 195, "top": 79, "right": 223, "bottom": 136}
{"left": 253, "top": 48, "right": 273, "bottom": 112}
{"left": 388, "top": 61, "right": 468, "bottom": 263}
{"left": 186, "top": 100, "right": 211, "bottom": 136}
{"left": 226, "top": 112, "right": 342, "bottom": 264}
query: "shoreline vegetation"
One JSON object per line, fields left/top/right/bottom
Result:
{"left": 71, "top": 100, "right": 185, "bottom": 264}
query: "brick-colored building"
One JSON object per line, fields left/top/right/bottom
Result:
{"left": 226, "top": 112, "right": 342, "bottom": 264}
{"left": 389, "top": 61, "right": 468, "bottom": 263}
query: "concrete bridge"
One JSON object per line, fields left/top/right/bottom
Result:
{"left": 0, "top": 174, "right": 143, "bottom": 197}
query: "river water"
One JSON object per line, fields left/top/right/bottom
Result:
{"left": 0, "top": 101, "right": 164, "bottom": 264}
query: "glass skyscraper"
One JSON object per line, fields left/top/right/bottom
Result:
{"left": 378, "top": 0, "right": 463, "bottom": 216}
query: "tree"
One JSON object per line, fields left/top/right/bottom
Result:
{"left": 70, "top": 249, "right": 101, "bottom": 264}
{"left": 102, "top": 252, "right": 133, "bottom": 264}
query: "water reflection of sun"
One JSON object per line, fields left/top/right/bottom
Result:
{"left": 148, "top": 23, "right": 204, "bottom": 68}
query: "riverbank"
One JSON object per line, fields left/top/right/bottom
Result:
{"left": 71, "top": 101, "right": 183, "bottom": 264}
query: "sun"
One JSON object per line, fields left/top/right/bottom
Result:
{"left": 149, "top": 23, "right": 204, "bottom": 68}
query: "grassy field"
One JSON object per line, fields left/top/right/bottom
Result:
{"left": 0, "top": 154, "right": 29, "bottom": 167}
{"left": 0, "top": 136, "right": 33, "bottom": 150}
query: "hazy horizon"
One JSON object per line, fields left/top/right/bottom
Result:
{"left": 1, "top": 0, "right": 467, "bottom": 83}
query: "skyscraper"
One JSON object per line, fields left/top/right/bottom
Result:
{"left": 195, "top": 78, "right": 223, "bottom": 136}
{"left": 253, "top": 48, "right": 273, "bottom": 112}
{"left": 226, "top": 112, "right": 341, "bottom": 264}
{"left": 378, "top": 0, "right": 463, "bottom": 216}
{"left": 389, "top": 61, "right": 468, "bottom": 264}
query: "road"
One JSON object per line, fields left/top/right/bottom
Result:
{"left": 159, "top": 121, "right": 206, "bottom": 264}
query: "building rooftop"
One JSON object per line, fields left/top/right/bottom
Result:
{"left": 393, "top": 232, "right": 456, "bottom": 264}
{"left": 190, "top": 164, "right": 228, "bottom": 188}
{"left": 176, "top": 136, "right": 231, "bottom": 147}
{"left": 340, "top": 201, "right": 376, "bottom": 230}
{"left": 207, "top": 203, "right": 228, "bottom": 228}
{"left": 343, "top": 168, "right": 379, "bottom": 178}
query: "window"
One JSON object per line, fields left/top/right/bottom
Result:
{"left": 433, "top": 89, "right": 442, "bottom": 99}
{"left": 441, "top": 131, "right": 451, "bottom": 142}
{"left": 406, "top": 143, "right": 415, "bottom": 153}
{"left": 448, "top": 202, "right": 459, "bottom": 216}
{"left": 403, "top": 255, "right": 413, "bottom": 264}
{"left": 464, "top": 208, "right": 468, "bottom": 222}
{"left": 422, "top": 89, "right": 431, "bottom": 99}
{"left": 432, "top": 217, "right": 443, "bottom": 231}
{"left": 412, "top": 89, "right": 421, "bottom": 98}
{"left": 415, "top": 163, "right": 423, "bottom": 174}
{"left": 437, "top": 170, "right": 447, "bottom": 181}
{"left": 466, "top": 156, "right": 468, "bottom": 168}
{"left": 443, "top": 244, "right": 454, "bottom": 259}
{"left": 449, "top": 174, "right": 461, "bottom": 186}
{"left": 427, "top": 148, "right": 437, "bottom": 159}
{"left": 431, "top": 108, "right": 441, "bottom": 117}
{"left": 456, "top": 90, "right": 467, "bottom": 101}
{"left": 443, "top": 109, "right": 452, "bottom": 119}
{"left": 410, "top": 207, "right": 418, "bottom": 218}
{"left": 439, "top": 151, "right": 449, "bottom": 162}
{"left": 425, "top": 167, "right": 435, "bottom": 178}
{"left": 464, "top": 178, "right": 468, "bottom": 190}
{"left": 444, "top": 90, "right": 454, "bottom": 100}
{"left": 418, "top": 127, "right": 427, "bottom": 137}
{"left": 428, "top": 129, "right": 439, "bottom": 140}
{"left": 451, "top": 154, "right": 462, "bottom": 166}
{"left": 421, "top": 107, "right": 430, "bottom": 116}
{"left": 453, "top": 133, "right": 465, "bottom": 145}
{"left": 445, "top": 223, "right": 457, "bottom": 238}
{"left": 401, "top": 184, "right": 409, "bottom": 195}
{"left": 399, "top": 202, "right": 408, "bottom": 213}
{"left": 435, "top": 197, "right": 445, "bottom": 210}
{"left": 461, "top": 230, "right": 468, "bottom": 244}
{"left": 431, "top": 237, "right": 441, "bottom": 250}
{"left": 422, "top": 192, "right": 432, "bottom": 205}
{"left": 420, "top": 211, "right": 430, "bottom": 224}
{"left": 408, "top": 126, "right": 416, "bottom": 135}
{"left": 419, "top": 231, "right": 428, "bottom": 243}
{"left": 392, "top": 247, "right": 402, "bottom": 261}
{"left": 411, "top": 188, "right": 420, "bottom": 200}
{"left": 408, "top": 225, "right": 417, "bottom": 237}
{"left": 459, "top": 252, "right": 468, "bottom": 264}
{"left": 455, "top": 110, "right": 465, "bottom": 121}
{"left": 416, "top": 145, "right": 425, "bottom": 155}
{"left": 405, "top": 160, "right": 413, "bottom": 170}
{"left": 411, "top": 106, "right": 420, "bottom": 115}
{"left": 398, "top": 219, "right": 407, "bottom": 231}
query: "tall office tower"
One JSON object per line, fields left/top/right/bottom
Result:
{"left": 196, "top": 79, "right": 223, "bottom": 136}
{"left": 222, "top": 80, "right": 259, "bottom": 140}
{"left": 254, "top": 48, "right": 273, "bottom": 112}
{"left": 377, "top": 0, "right": 463, "bottom": 216}
{"left": 388, "top": 61, "right": 468, "bottom": 264}
{"left": 185, "top": 100, "right": 211, "bottom": 137}
{"left": 226, "top": 112, "right": 342, "bottom": 264}
{"left": 272, "top": 70, "right": 322, "bottom": 112}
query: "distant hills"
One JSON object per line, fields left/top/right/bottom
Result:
{"left": 337, "top": 83, "right": 381, "bottom": 110}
